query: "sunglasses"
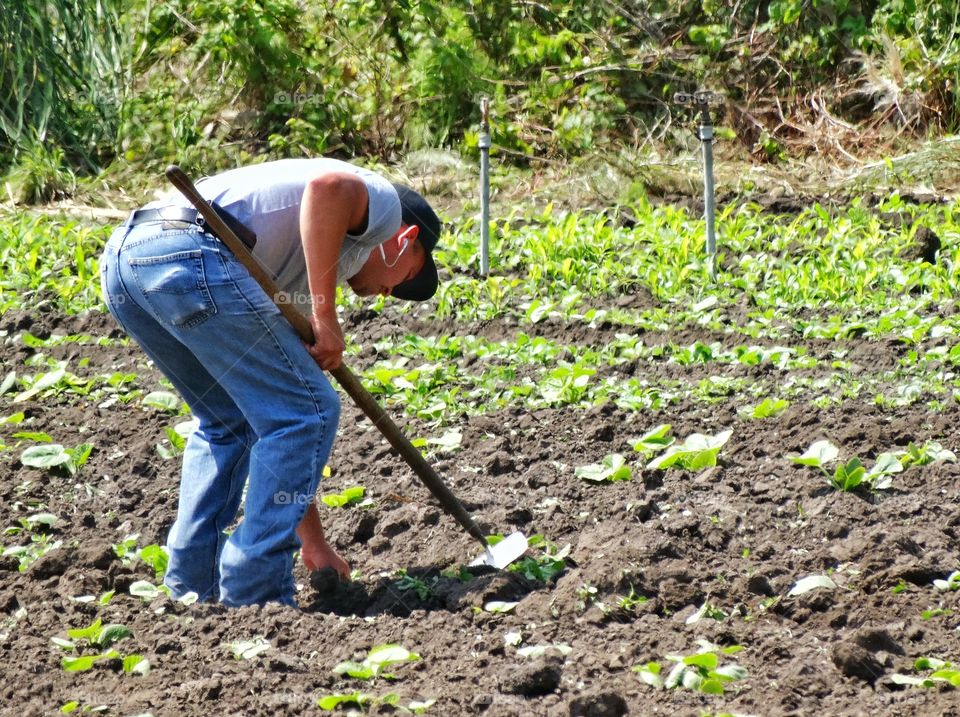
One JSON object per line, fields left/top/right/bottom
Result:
{"left": 379, "top": 225, "right": 418, "bottom": 269}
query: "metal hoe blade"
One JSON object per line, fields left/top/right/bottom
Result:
{"left": 470, "top": 531, "right": 529, "bottom": 569}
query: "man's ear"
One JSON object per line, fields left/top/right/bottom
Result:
{"left": 401, "top": 224, "right": 420, "bottom": 245}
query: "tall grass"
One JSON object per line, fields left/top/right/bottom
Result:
{"left": 0, "top": 0, "right": 129, "bottom": 175}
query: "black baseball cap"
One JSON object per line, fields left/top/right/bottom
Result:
{"left": 391, "top": 183, "right": 441, "bottom": 301}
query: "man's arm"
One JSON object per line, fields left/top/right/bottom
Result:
{"left": 299, "top": 171, "right": 369, "bottom": 370}
{"left": 297, "top": 502, "right": 350, "bottom": 578}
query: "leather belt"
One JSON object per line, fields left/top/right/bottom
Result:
{"left": 126, "top": 204, "right": 257, "bottom": 249}
{"left": 128, "top": 206, "right": 203, "bottom": 227}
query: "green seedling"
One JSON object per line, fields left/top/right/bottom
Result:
{"left": 891, "top": 657, "right": 960, "bottom": 688}
{"left": 616, "top": 587, "right": 649, "bottom": 613}
{"left": 830, "top": 457, "right": 866, "bottom": 491}
{"left": 317, "top": 692, "right": 374, "bottom": 711}
{"left": 393, "top": 569, "right": 438, "bottom": 601}
{"left": 686, "top": 602, "right": 730, "bottom": 624}
{"left": 508, "top": 536, "right": 569, "bottom": 582}
{"left": 516, "top": 643, "right": 573, "bottom": 658}
{"left": 321, "top": 485, "right": 369, "bottom": 508}
{"left": 790, "top": 440, "right": 839, "bottom": 469}
{"left": 156, "top": 426, "right": 186, "bottom": 459}
{"left": 933, "top": 571, "right": 960, "bottom": 592}
{"left": 13, "top": 363, "right": 94, "bottom": 402}
{"left": 4, "top": 512, "right": 57, "bottom": 535}
{"left": 316, "top": 693, "right": 435, "bottom": 713}
{"left": 333, "top": 644, "right": 421, "bottom": 681}
{"left": 790, "top": 440, "right": 903, "bottom": 491}
{"left": 51, "top": 619, "right": 149, "bottom": 674}
{"left": 138, "top": 544, "right": 169, "bottom": 582}
{"left": 225, "top": 636, "right": 271, "bottom": 660}
{"left": 142, "top": 390, "right": 183, "bottom": 413}
{"left": 129, "top": 580, "right": 171, "bottom": 602}
{"left": 634, "top": 642, "right": 746, "bottom": 694}
{"left": 920, "top": 607, "right": 952, "bottom": 620}
{"left": 631, "top": 424, "right": 674, "bottom": 456}
{"left": 19, "top": 442, "right": 93, "bottom": 476}
{"left": 741, "top": 397, "right": 789, "bottom": 419}
{"left": 3, "top": 513, "right": 62, "bottom": 571}
{"left": 899, "top": 441, "right": 956, "bottom": 468}
{"left": 647, "top": 429, "right": 731, "bottom": 471}
{"left": 575, "top": 453, "right": 632, "bottom": 483}
{"left": 425, "top": 428, "right": 462, "bottom": 453}
{"left": 112, "top": 533, "right": 140, "bottom": 566}
{"left": 440, "top": 565, "right": 475, "bottom": 583}
{"left": 0, "top": 371, "right": 15, "bottom": 397}
{"left": 59, "top": 701, "right": 109, "bottom": 713}
{"left": 891, "top": 579, "right": 909, "bottom": 594}
{"left": 111, "top": 536, "right": 169, "bottom": 582}
{"left": 483, "top": 601, "right": 519, "bottom": 614}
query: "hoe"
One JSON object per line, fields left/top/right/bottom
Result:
{"left": 165, "top": 165, "right": 528, "bottom": 571}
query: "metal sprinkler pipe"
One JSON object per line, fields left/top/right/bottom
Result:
{"left": 479, "top": 96, "right": 491, "bottom": 276}
{"left": 699, "top": 102, "right": 717, "bottom": 281}
{"left": 674, "top": 90, "right": 723, "bottom": 281}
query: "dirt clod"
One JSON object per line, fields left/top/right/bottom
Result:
{"left": 832, "top": 642, "right": 885, "bottom": 683}
{"left": 569, "top": 692, "right": 629, "bottom": 717}
{"left": 309, "top": 567, "right": 341, "bottom": 595}
{"left": 499, "top": 655, "right": 562, "bottom": 696}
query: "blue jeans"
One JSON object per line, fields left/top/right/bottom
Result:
{"left": 99, "top": 222, "right": 340, "bottom": 606}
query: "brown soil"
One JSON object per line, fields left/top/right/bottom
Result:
{"left": 1, "top": 304, "right": 959, "bottom": 717}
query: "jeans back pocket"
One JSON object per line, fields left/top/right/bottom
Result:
{"left": 129, "top": 250, "right": 217, "bottom": 328}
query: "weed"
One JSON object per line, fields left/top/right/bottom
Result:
{"left": 507, "top": 536, "right": 569, "bottom": 582}
{"left": 393, "top": 569, "right": 438, "bottom": 601}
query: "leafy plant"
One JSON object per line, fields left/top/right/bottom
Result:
{"left": 933, "top": 571, "right": 960, "bottom": 592}
{"left": 891, "top": 657, "right": 960, "bottom": 688}
{"left": 631, "top": 424, "right": 675, "bottom": 456}
{"left": 647, "top": 430, "right": 732, "bottom": 471}
{"left": 634, "top": 642, "right": 747, "bottom": 694}
{"left": 742, "top": 397, "right": 790, "bottom": 419}
{"left": 2, "top": 512, "right": 62, "bottom": 571}
{"left": 51, "top": 619, "right": 149, "bottom": 675}
{"left": 575, "top": 453, "right": 632, "bottom": 483}
{"left": 129, "top": 580, "right": 171, "bottom": 602}
{"left": 507, "top": 536, "right": 569, "bottom": 582}
{"left": 321, "top": 486, "right": 370, "bottom": 508}
{"left": 225, "top": 636, "right": 271, "bottom": 661}
{"left": 394, "top": 569, "right": 438, "bottom": 601}
{"left": 19, "top": 442, "right": 92, "bottom": 476}
{"left": 790, "top": 440, "right": 903, "bottom": 491}
{"left": 333, "top": 644, "right": 421, "bottom": 681}
{"left": 316, "top": 692, "right": 434, "bottom": 713}
{"left": 155, "top": 425, "right": 186, "bottom": 460}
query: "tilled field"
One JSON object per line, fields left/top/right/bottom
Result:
{"left": 1, "top": 298, "right": 959, "bottom": 717}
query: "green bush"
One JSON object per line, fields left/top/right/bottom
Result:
{"left": 2, "top": 0, "right": 959, "bottom": 198}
